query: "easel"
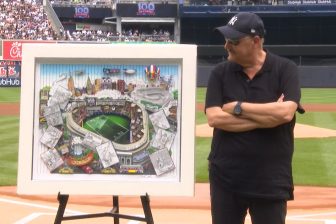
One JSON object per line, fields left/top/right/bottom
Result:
{"left": 54, "top": 192, "right": 154, "bottom": 224}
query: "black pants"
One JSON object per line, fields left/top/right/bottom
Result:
{"left": 210, "top": 178, "right": 287, "bottom": 224}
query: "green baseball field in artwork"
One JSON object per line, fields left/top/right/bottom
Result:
{"left": 84, "top": 114, "right": 131, "bottom": 144}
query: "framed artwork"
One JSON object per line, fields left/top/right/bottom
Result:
{"left": 17, "top": 44, "right": 197, "bottom": 196}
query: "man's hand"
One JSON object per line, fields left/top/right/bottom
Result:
{"left": 277, "top": 93, "right": 284, "bottom": 102}
{"left": 222, "top": 101, "right": 237, "bottom": 114}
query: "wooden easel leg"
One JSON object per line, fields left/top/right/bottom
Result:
{"left": 54, "top": 193, "right": 69, "bottom": 224}
{"left": 112, "top": 195, "right": 120, "bottom": 224}
{"left": 54, "top": 193, "right": 153, "bottom": 224}
{"left": 141, "top": 193, "right": 154, "bottom": 224}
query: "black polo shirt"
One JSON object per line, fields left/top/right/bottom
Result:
{"left": 205, "top": 51, "right": 301, "bottom": 200}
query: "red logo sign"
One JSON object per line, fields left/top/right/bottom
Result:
{"left": 3, "top": 40, "right": 55, "bottom": 61}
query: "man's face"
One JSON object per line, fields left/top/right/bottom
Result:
{"left": 224, "top": 36, "right": 255, "bottom": 65}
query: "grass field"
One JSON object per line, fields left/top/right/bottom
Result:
{"left": 0, "top": 87, "right": 20, "bottom": 102}
{"left": 0, "top": 87, "right": 336, "bottom": 186}
{"left": 0, "top": 116, "right": 19, "bottom": 185}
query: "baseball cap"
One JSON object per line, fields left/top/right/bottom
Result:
{"left": 216, "top": 12, "right": 266, "bottom": 40}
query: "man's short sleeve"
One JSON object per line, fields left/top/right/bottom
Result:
{"left": 205, "top": 64, "right": 225, "bottom": 112}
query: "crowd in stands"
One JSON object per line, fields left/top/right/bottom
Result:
{"left": 65, "top": 28, "right": 174, "bottom": 42}
{"left": 1, "top": 0, "right": 298, "bottom": 43}
{"left": 0, "top": 0, "right": 174, "bottom": 42}
{"left": 0, "top": 0, "right": 60, "bottom": 40}
{"left": 0, "top": 0, "right": 291, "bottom": 43}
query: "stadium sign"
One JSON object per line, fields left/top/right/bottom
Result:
{"left": 0, "top": 60, "right": 21, "bottom": 77}
{"left": 0, "top": 78, "right": 20, "bottom": 87}
{"left": 74, "top": 6, "right": 90, "bottom": 18}
{"left": 0, "top": 60, "right": 21, "bottom": 87}
{"left": 137, "top": 2, "right": 156, "bottom": 16}
{"left": 117, "top": 3, "right": 177, "bottom": 17}
{"left": 3, "top": 41, "right": 22, "bottom": 61}
{"left": 53, "top": 6, "right": 112, "bottom": 19}
{"left": 2, "top": 40, "right": 55, "bottom": 61}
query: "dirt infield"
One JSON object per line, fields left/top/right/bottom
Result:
{"left": 196, "top": 123, "right": 336, "bottom": 138}
{"left": 0, "top": 103, "right": 20, "bottom": 116}
{"left": 196, "top": 103, "right": 336, "bottom": 138}
{"left": 1, "top": 184, "right": 336, "bottom": 224}
{"left": 1, "top": 184, "right": 336, "bottom": 210}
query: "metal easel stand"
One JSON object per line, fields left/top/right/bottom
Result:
{"left": 54, "top": 192, "right": 154, "bottom": 224}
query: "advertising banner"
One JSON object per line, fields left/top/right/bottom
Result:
{"left": 0, "top": 60, "right": 21, "bottom": 87}
{"left": 0, "top": 77, "right": 21, "bottom": 87}
{"left": 76, "top": 23, "right": 91, "bottom": 30}
{"left": 53, "top": 6, "right": 112, "bottom": 19}
{"left": 117, "top": 3, "right": 177, "bottom": 17}
{"left": 74, "top": 6, "right": 90, "bottom": 18}
{"left": 2, "top": 40, "right": 55, "bottom": 61}
{"left": 0, "top": 40, "right": 2, "bottom": 57}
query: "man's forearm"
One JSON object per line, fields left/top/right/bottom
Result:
{"left": 206, "top": 107, "right": 261, "bottom": 132}
{"left": 223, "top": 101, "right": 298, "bottom": 127}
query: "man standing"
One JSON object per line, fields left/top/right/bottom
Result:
{"left": 205, "top": 12, "right": 303, "bottom": 224}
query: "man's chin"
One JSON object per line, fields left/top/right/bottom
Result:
{"left": 227, "top": 55, "right": 235, "bottom": 62}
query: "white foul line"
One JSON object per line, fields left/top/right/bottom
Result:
{"left": 325, "top": 220, "right": 336, "bottom": 224}
{"left": 1, "top": 197, "right": 143, "bottom": 224}
{"left": 14, "top": 212, "right": 55, "bottom": 224}
{"left": 0, "top": 197, "right": 83, "bottom": 214}
{"left": 288, "top": 211, "right": 336, "bottom": 219}
{"left": 4, "top": 197, "right": 335, "bottom": 224}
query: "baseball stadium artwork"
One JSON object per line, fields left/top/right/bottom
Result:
{"left": 17, "top": 44, "right": 197, "bottom": 196}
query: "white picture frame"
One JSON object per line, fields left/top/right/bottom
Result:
{"left": 17, "top": 43, "right": 196, "bottom": 196}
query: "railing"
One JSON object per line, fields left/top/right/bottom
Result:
{"left": 51, "top": 0, "right": 114, "bottom": 7}
{"left": 65, "top": 32, "right": 175, "bottom": 42}
{"left": 44, "top": 0, "right": 65, "bottom": 35}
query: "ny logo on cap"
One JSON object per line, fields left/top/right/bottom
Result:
{"left": 228, "top": 16, "right": 238, "bottom": 26}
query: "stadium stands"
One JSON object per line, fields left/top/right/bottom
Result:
{"left": 0, "top": 0, "right": 61, "bottom": 40}
{"left": 1, "top": 0, "right": 336, "bottom": 86}
{"left": 64, "top": 29, "right": 173, "bottom": 42}
{"left": 0, "top": 0, "right": 174, "bottom": 42}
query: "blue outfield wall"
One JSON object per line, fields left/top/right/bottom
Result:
{"left": 197, "top": 65, "right": 336, "bottom": 88}
{"left": 179, "top": 4, "right": 336, "bottom": 17}
{"left": 196, "top": 45, "right": 336, "bottom": 87}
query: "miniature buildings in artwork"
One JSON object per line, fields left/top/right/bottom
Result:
{"left": 38, "top": 64, "right": 179, "bottom": 177}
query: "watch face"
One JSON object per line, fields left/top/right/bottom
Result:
{"left": 234, "top": 102, "right": 242, "bottom": 115}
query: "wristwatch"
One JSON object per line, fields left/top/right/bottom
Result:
{"left": 233, "top": 101, "right": 242, "bottom": 116}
